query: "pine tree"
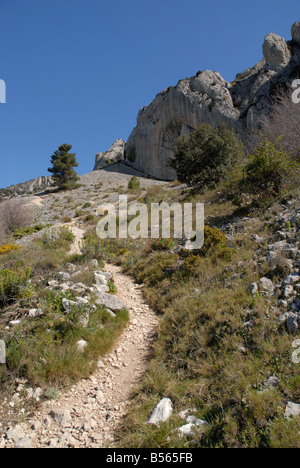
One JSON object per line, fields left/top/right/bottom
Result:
{"left": 48, "top": 144, "right": 80, "bottom": 190}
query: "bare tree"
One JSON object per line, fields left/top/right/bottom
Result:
{"left": 258, "top": 89, "right": 300, "bottom": 158}
{"left": 0, "top": 199, "right": 34, "bottom": 244}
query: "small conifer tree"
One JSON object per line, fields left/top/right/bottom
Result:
{"left": 48, "top": 144, "right": 80, "bottom": 190}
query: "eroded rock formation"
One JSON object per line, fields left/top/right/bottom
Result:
{"left": 94, "top": 139, "right": 126, "bottom": 170}
{"left": 121, "top": 22, "right": 300, "bottom": 180}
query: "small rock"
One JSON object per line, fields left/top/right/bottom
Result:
{"left": 50, "top": 408, "right": 71, "bottom": 427}
{"left": 286, "top": 313, "right": 299, "bottom": 334}
{"left": 95, "top": 292, "right": 125, "bottom": 312}
{"left": 28, "top": 308, "right": 43, "bottom": 318}
{"left": 77, "top": 340, "right": 88, "bottom": 353}
{"left": 285, "top": 401, "right": 300, "bottom": 419}
{"left": 248, "top": 282, "right": 258, "bottom": 295}
{"left": 284, "top": 273, "right": 300, "bottom": 285}
{"left": 9, "top": 320, "right": 21, "bottom": 328}
{"left": 147, "top": 398, "right": 173, "bottom": 425}
{"left": 7, "top": 425, "right": 25, "bottom": 443}
{"left": 258, "top": 277, "right": 275, "bottom": 293}
{"left": 31, "top": 421, "right": 42, "bottom": 431}
{"left": 15, "top": 437, "right": 33, "bottom": 449}
{"left": 265, "top": 376, "right": 280, "bottom": 389}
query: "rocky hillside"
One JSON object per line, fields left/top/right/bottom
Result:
{"left": 0, "top": 166, "right": 300, "bottom": 448}
{"left": 0, "top": 176, "right": 54, "bottom": 201}
{"left": 120, "top": 22, "right": 300, "bottom": 180}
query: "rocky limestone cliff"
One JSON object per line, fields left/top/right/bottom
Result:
{"left": 94, "top": 139, "right": 126, "bottom": 170}
{"left": 0, "top": 176, "right": 54, "bottom": 201}
{"left": 123, "top": 22, "right": 300, "bottom": 180}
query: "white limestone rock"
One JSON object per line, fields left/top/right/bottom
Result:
{"left": 94, "top": 139, "right": 126, "bottom": 170}
{"left": 147, "top": 398, "right": 173, "bottom": 425}
{"left": 262, "top": 33, "right": 291, "bottom": 71}
{"left": 292, "top": 22, "right": 300, "bottom": 46}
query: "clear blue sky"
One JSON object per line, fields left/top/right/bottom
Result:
{"left": 0, "top": 0, "right": 299, "bottom": 187}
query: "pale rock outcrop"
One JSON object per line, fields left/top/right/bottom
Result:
{"left": 262, "top": 33, "right": 291, "bottom": 71}
{"left": 94, "top": 139, "right": 126, "bottom": 170}
{"left": 292, "top": 22, "right": 300, "bottom": 46}
{"left": 0, "top": 176, "right": 54, "bottom": 200}
{"left": 125, "top": 75, "right": 240, "bottom": 180}
{"left": 122, "top": 24, "right": 299, "bottom": 180}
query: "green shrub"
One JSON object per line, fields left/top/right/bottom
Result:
{"left": 13, "top": 224, "right": 46, "bottom": 239}
{"left": 170, "top": 123, "right": 243, "bottom": 189}
{"left": 201, "top": 226, "right": 231, "bottom": 259}
{"left": 38, "top": 227, "right": 75, "bottom": 249}
{"left": 75, "top": 210, "right": 85, "bottom": 218}
{"left": 240, "top": 138, "right": 297, "bottom": 207}
{"left": 180, "top": 254, "right": 203, "bottom": 277}
{"left": 128, "top": 176, "right": 141, "bottom": 190}
{"left": 61, "top": 216, "right": 72, "bottom": 223}
{"left": 85, "top": 214, "right": 95, "bottom": 222}
{"left": 80, "top": 234, "right": 113, "bottom": 260}
{"left": 151, "top": 239, "right": 175, "bottom": 251}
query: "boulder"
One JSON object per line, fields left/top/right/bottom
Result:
{"left": 177, "top": 423, "right": 197, "bottom": 438}
{"left": 265, "top": 376, "right": 280, "bottom": 389}
{"left": 292, "top": 22, "right": 300, "bottom": 46}
{"left": 262, "top": 33, "right": 291, "bottom": 71}
{"left": 50, "top": 408, "right": 71, "bottom": 427}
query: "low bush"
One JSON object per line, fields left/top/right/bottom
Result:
{"left": 0, "top": 267, "right": 31, "bottom": 307}
{"left": 230, "top": 138, "right": 299, "bottom": 210}
{"left": 0, "top": 244, "right": 20, "bottom": 255}
{"left": 38, "top": 227, "right": 75, "bottom": 250}
{"left": 128, "top": 176, "right": 141, "bottom": 190}
{"left": 13, "top": 224, "right": 47, "bottom": 239}
{"left": 151, "top": 239, "right": 175, "bottom": 251}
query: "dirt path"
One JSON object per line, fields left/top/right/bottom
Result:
{"left": 19, "top": 263, "right": 158, "bottom": 448}
{"left": 69, "top": 223, "right": 86, "bottom": 255}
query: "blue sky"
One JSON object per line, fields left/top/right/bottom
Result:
{"left": 0, "top": 0, "right": 299, "bottom": 187}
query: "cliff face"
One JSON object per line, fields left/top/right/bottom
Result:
{"left": 123, "top": 22, "right": 300, "bottom": 180}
